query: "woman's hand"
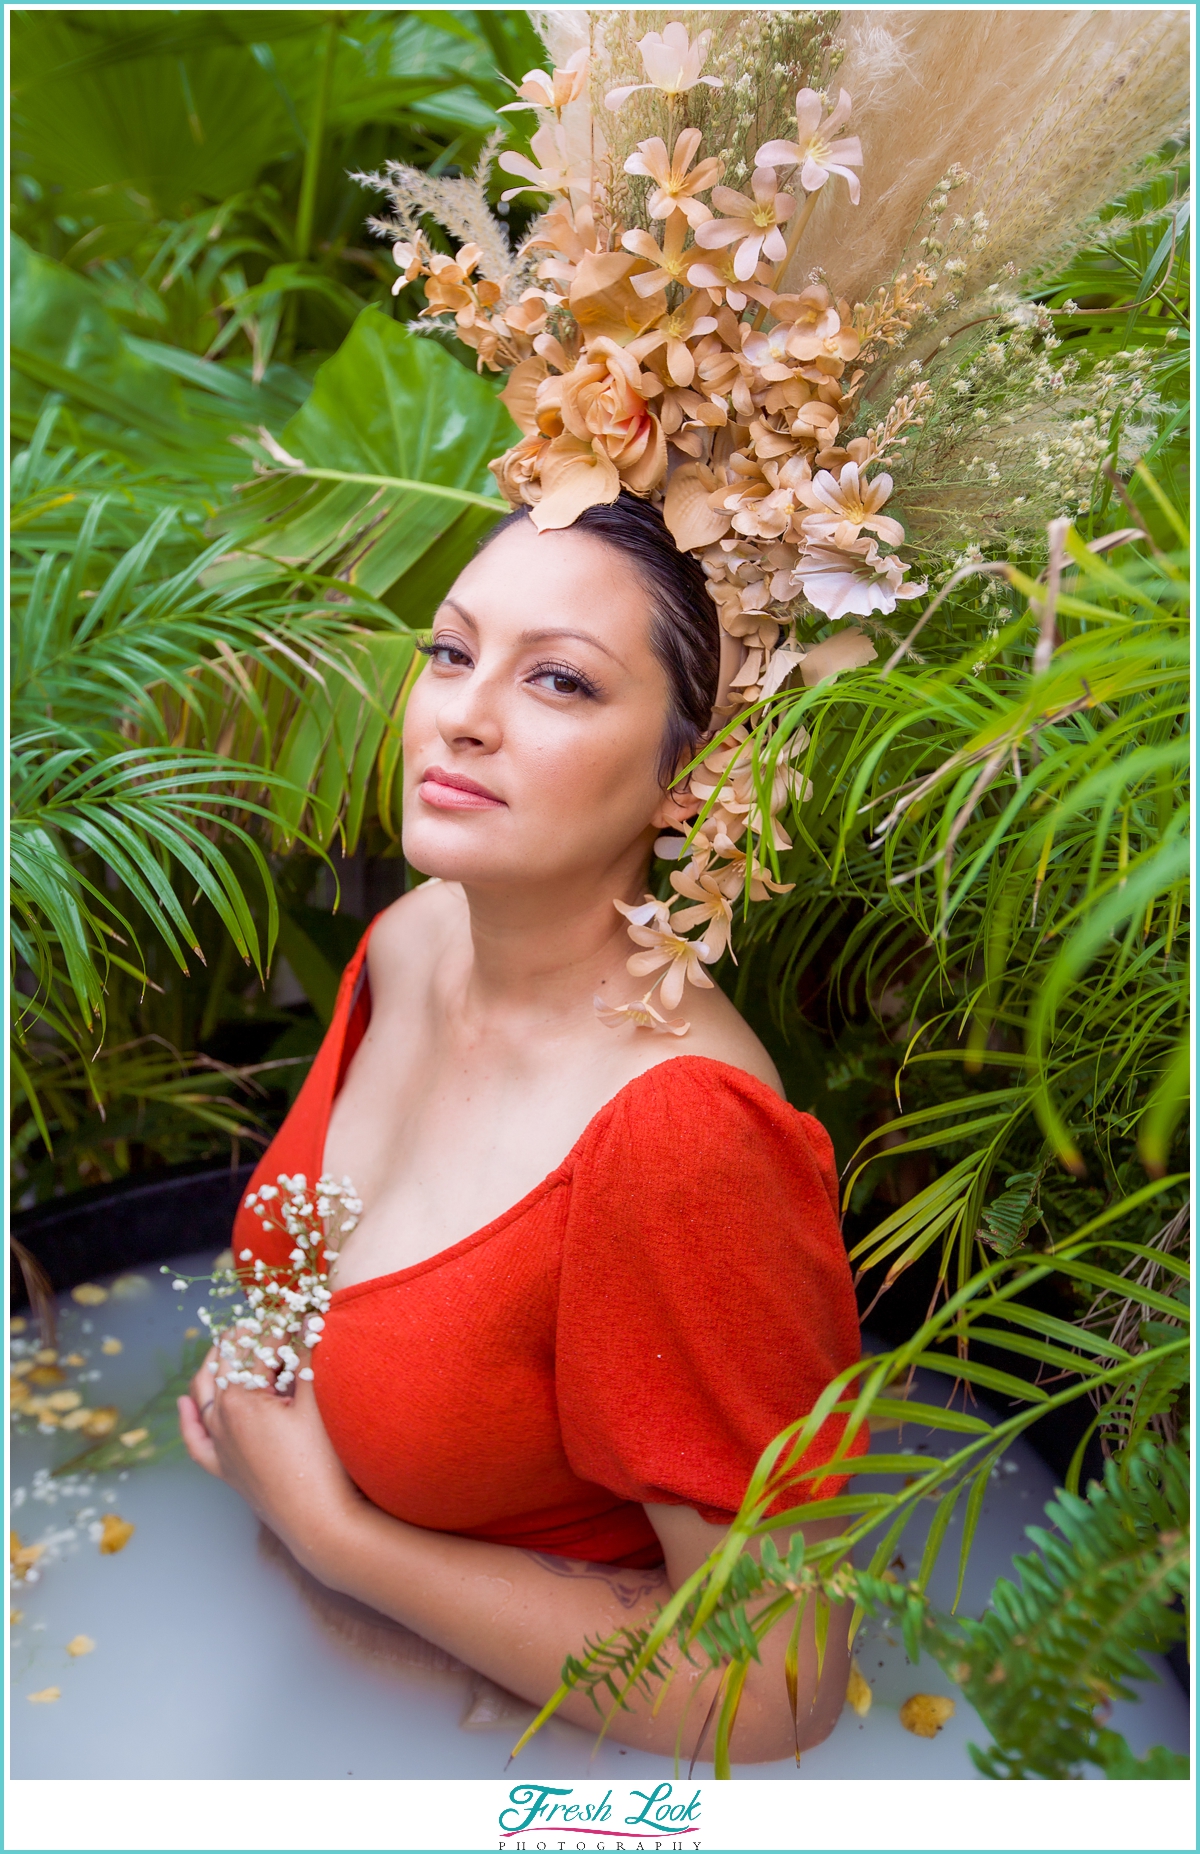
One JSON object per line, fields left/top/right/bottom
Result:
{"left": 178, "top": 1352, "right": 362, "bottom": 1571}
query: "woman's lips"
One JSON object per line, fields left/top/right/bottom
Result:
{"left": 417, "top": 765, "right": 507, "bottom": 810}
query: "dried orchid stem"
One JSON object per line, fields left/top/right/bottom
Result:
{"left": 1031, "top": 517, "right": 1069, "bottom": 676}
{"left": 751, "top": 188, "right": 822, "bottom": 331}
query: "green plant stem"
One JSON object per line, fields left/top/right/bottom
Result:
{"left": 274, "top": 465, "right": 505, "bottom": 511}
{"left": 294, "top": 19, "right": 339, "bottom": 263}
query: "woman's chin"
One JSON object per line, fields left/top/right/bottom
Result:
{"left": 401, "top": 816, "right": 514, "bottom": 886}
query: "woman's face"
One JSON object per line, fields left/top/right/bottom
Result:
{"left": 402, "top": 519, "right": 684, "bottom": 891}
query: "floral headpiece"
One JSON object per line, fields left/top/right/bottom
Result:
{"left": 364, "top": 13, "right": 1163, "bottom": 1032}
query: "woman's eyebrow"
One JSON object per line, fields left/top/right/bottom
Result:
{"left": 435, "top": 598, "right": 477, "bottom": 629}
{"left": 519, "top": 626, "right": 624, "bottom": 666}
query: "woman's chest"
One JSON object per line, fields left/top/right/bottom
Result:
{"left": 322, "top": 1019, "right": 624, "bottom": 1290}
{"left": 313, "top": 1199, "right": 580, "bottom": 1528}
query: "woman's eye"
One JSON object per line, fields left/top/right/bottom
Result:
{"left": 430, "top": 642, "right": 471, "bottom": 667}
{"left": 529, "top": 666, "right": 595, "bottom": 698}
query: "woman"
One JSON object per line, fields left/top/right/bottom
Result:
{"left": 178, "top": 494, "right": 864, "bottom": 1764}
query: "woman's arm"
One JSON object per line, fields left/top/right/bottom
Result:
{"left": 180, "top": 1369, "right": 848, "bottom": 1763}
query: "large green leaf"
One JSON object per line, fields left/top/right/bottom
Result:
{"left": 217, "top": 308, "right": 517, "bottom": 614}
{"left": 9, "top": 234, "right": 308, "bottom": 484}
{"left": 10, "top": 236, "right": 188, "bottom": 435}
{"left": 11, "top": 12, "right": 297, "bottom": 222}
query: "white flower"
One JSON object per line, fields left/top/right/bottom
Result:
{"left": 799, "top": 538, "right": 927, "bottom": 622}
{"left": 605, "top": 22, "right": 723, "bottom": 110}
{"left": 298, "top": 1368, "right": 315, "bottom": 1382}
{"left": 172, "top": 1280, "right": 188, "bottom": 1293}
{"left": 757, "top": 89, "right": 862, "bottom": 203}
{"left": 239, "top": 1249, "right": 252, "bottom": 1261}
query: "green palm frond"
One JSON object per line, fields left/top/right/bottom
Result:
{"left": 853, "top": 1434, "right": 1190, "bottom": 1780}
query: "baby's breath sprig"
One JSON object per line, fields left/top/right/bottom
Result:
{"left": 163, "top": 1172, "right": 361, "bottom": 1395}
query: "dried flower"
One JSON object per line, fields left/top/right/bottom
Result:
{"left": 757, "top": 89, "right": 863, "bottom": 203}
{"left": 694, "top": 169, "right": 795, "bottom": 281}
{"left": 499, "top": 49, "right": 588, "bottom": 118}
{"left": 606, "top": 22, "right": 723, "bottom": 110}
{"left": 624, "top": 129, "right": 723, "bottom": 227}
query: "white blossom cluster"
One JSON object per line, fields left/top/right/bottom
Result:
{"left": 168, "top": 1173, "right": 361, "bottom": 1395}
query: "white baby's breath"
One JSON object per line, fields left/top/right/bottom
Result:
{"left": 171, "top": 1173, "right": 361, "bottom": 1396}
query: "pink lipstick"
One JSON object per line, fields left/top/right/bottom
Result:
{"left": 418, "top": 765, "right": 507, "bottom": 810}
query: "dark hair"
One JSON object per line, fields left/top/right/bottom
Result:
{"left": 483, "top": 492, "right": 720, "bottom": 786}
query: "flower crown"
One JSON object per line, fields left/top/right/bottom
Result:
{"left": 369, "top": 22, "right": 965, "bottom": 1032}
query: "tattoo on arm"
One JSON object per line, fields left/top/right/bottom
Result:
{"left": 522, "top": 1551, "right": 669, "bottom": 1611}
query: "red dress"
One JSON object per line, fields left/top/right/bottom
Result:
{"left": 233, "top": 923, "right": 866, "bottom": 1567}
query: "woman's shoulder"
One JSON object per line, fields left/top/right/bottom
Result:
{"left": 580, "top": 1051, "right": 837, "bottom": 1208}
{"left": 362, "top": 879, "right": 467, "bottom": 995}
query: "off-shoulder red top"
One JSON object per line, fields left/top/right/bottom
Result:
{"left": 233, "top": 922, "right": 865, "bottom": 1568}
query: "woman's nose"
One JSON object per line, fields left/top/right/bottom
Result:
{"left": 434, "top": 669, "right": 503, "bottom": 754}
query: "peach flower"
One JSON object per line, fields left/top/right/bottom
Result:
{"left": 605, "top": 22, "right": 723, "bottom": 110}
{"left": 628, "top": 292, "right": 718, "bottom": 388}
{"left": 757, "top": 89, "right": 863, "bottom": 204}
{"left": 621, "top": 213, "right": 693, "bottom": 297}
{"left": 796, "top": 462, "right": 906, "bottom": 550}
{"left": 693, "top": 169, "right": 795, "bottom": 281}
{"left": 499, "top": 49, "right": 588, "bottom": 118}
{"left": 624, "top": 921, "right": 717, "bottom": 1011}
{"left": 594, "top": 993, "right": 690, "bottom": 1035}
{"left": 624, "top": 129, "right": 723, "bottom": 227}
{"left": 499, "top": 126, "right": 576, "bottom": 202}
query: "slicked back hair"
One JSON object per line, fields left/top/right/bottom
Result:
{"left": 480, "top": 492, "right": 720, "bottom": 786}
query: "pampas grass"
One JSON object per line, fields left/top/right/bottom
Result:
{"left": 794, "top": 8, "right": 1190, "bottom": 309}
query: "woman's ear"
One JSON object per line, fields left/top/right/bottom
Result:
{"left": 650, "top": 773, "right": 702, "bottom": 834}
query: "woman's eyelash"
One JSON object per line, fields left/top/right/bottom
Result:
{"left": 417, "top": 638, "right": 597, "bottom": 698}
{"left": 527, "top": 659, "right": 600, "bottom": 698}
{"left": 416, "top": 637, "right": 472, "bottom": 665}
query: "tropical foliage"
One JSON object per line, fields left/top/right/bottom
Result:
{"left": 8, "top": 7, "right": 1190, "bottom": 1784}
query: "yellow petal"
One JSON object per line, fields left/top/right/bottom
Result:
{"left": 71, "top": 1283, "right": 109, "bottom": 1306}
{"left": 59, "top": 1408, "right": 94, "bottom": 1430}
{"left": 845, "top": 1660, "right": 872, "bottom": 1717}
{"left": 26, "top": 1365, "right": 65, "bottom": 1388}
{"left": 101, "top": 1338, "right": 123, "bottom": 1356}
{"left": 82, "top": 1407, "right": 119, "bottom": 1439}
{"left": 119, "top": 1429, "right": 150, "bottom": 1449}
{"left": 11, "top": 1608, "right": 24, "bottom": 1625}
{"left": 28, "top": 1687, "right": 61, "bottom": 1704}
{"left": 899, "top": 1693, "right": 955, "bottom": 1738}
{"left": 98, "top": 1514, "right": 135, "bottom": 1556}
{"left": 66, "top": 1635, "right": 95, "bottom": 1658}
{"left": 45, "top": 1390, "right": 82, "bottom": 1413}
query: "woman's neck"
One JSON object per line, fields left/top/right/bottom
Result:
{"left": 452, "top": 854, "right": 653, "bottom": 1028}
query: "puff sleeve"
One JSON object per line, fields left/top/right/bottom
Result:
{"left": 556, "top": 1059, "right": 865, "bottom": 1522}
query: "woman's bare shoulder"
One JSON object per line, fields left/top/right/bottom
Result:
{"left": 363, "top": 879, "right": 467, "bottom": 996}
{"left": 632, "top": 984, "right": 785, "bottom": 1099}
